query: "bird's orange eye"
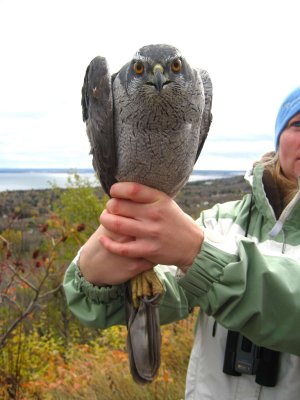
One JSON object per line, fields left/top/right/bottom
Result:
{"left": 133, "top": 61, "right": 144, "bottom": 75}
{"left": 171, "top": 59, "right": 182, "bottom": 73}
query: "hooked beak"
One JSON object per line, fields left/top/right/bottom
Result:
{"left": 151, "top": 64, "right": 167, "bottom": 92}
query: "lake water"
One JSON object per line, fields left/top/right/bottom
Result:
{"left": 0, "top": 169, "right": 245, "bottom": 192}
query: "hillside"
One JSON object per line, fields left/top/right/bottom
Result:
{"left": 0, "top": 175, "right": 251, "bottom": 228}
{"left": 0, "top": 174, "right": 252, "bottom": 399}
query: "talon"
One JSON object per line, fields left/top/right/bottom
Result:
{"left": 130, "top": 269, "right": 164, "bottom": 308}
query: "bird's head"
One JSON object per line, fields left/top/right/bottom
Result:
{"left": 120, "top": 44, "right": 194, "bottom": 96}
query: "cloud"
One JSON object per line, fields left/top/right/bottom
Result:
{"left": 0, "top": 112, "right": 48, "bottom": 119}
{"left": 1, "top": 0, "right": 300, "bottom": 171}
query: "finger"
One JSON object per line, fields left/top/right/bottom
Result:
{"left": 110, "top": 182, "right": 165, "bottom": 203}
{"left": 98, "top": 222, "right": 134, "bottom": 242}
{"left": 100, "top": 235, "right": 147, "bottom": 259}
{"left": 100, "top": 209, "right": 146, "bottom": 237}
{"left": 106, "top": 197, "right": 145, "bottom": 219}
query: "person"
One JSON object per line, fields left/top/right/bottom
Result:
{"left": 63, "top": 86, "right": 300, "bottom": 399}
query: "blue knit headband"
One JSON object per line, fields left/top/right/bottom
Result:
{"left": 275, "top": 86, "right": 300, "bottom": 150}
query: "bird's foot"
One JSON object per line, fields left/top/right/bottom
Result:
{"left": 130, "top": 269, "right": 164, "bottom": 309}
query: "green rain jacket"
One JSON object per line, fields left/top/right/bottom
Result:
{"left": 64, "top": 163, "right": 300, "bottom": 399}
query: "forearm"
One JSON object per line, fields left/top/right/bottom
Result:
{"left": 78, "top": 225, "right": 154, "bottom": 286}
{"left": 179, "top": 238, "right": 300, "bottom": 356}
{"left": 63, "top": 257, "right": 126, "bottom": 328}
{"left": 64, "top": 256, "right": 191, "bottom": 328}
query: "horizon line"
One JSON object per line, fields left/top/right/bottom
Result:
{"left": 0, "top": 167, "right": 246, "bottom": 173}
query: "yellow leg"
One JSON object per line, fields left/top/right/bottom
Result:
{"left": 130, "top": 269, "right": 164, "bottom": 309}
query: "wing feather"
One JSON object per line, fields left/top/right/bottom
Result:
{"left": 81, "top": 57, "right": 117, "bottom": 195}
{"left": 194, "top": 69, "right": 213, "bottom": 163}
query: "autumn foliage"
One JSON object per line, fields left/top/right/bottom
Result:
{"left": 0, "top": 174, "right": 195, "bottom": 399}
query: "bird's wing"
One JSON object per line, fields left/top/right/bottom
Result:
{"left": 81, "top": 56, "right": 117, "bottom": 195}
{"left": 194, "top": 69, "right": 213, "bottom": 163}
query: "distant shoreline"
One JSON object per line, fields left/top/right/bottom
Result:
{"left": 0, "top": 168, "right": 94, "bottom": 173}
{"left": 0, "top": 175, "right": 251, "bottom": 221}
{"left": 0, "top": 169, "right": 245, "bottom": 192}
{"left": 0, "top": 168, "right": 245, "bottom": 175}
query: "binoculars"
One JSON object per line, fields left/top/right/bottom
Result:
{"left": 223, "top": 330, "right": 280, "bottom": 387}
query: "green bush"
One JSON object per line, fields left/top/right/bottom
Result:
{"left": 0, "top": 173, "right": 195, "bottom": 399}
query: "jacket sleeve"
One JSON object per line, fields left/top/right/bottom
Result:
{"left": 63, "top": 255, "right": 126, "bottom": 328}
{"left": 178, "top": 198, "right": 300, "bottom": 356}
{"left": 63, "top": 253, "right": 191, "bottom": 329}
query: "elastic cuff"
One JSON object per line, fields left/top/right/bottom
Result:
{"left": 178, "top": 241, "right": 232, "bottom": 298}
{"left": 73, "top": 262, "right": 124, "bottom": 304}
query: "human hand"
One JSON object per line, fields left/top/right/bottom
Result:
{"left": 79, "top": 224, "right": 154, "bottom": 286}
{"left": 99, "top": 182, "right": 204, "bottom": 270}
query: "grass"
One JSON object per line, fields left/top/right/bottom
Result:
{"left": 13, "top": 314, "right": 197, "bottom": 400}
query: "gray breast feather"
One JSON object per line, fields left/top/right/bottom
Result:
{"left": 81, "top": 44, "right": 213, "bottom": 197}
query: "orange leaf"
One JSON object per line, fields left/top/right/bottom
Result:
{"left": 163, "top": 369, "right": 169, "bottom": 383}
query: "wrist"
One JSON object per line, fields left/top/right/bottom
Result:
{"left": 179, "top": 264, "right": 191, "bottom": 274}
{"left": 78, "top": 243, "right": 107, "bottom": 286}
{"left": 178, "top": 226, "right": 204, "bottom": 271}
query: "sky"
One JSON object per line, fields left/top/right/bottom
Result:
{"left": 1, "top": 0, "right": 300, "bottom": 171}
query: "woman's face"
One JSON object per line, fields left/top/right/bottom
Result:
{"left": 279, "top": 112, "right": 300, "bottom": 181}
